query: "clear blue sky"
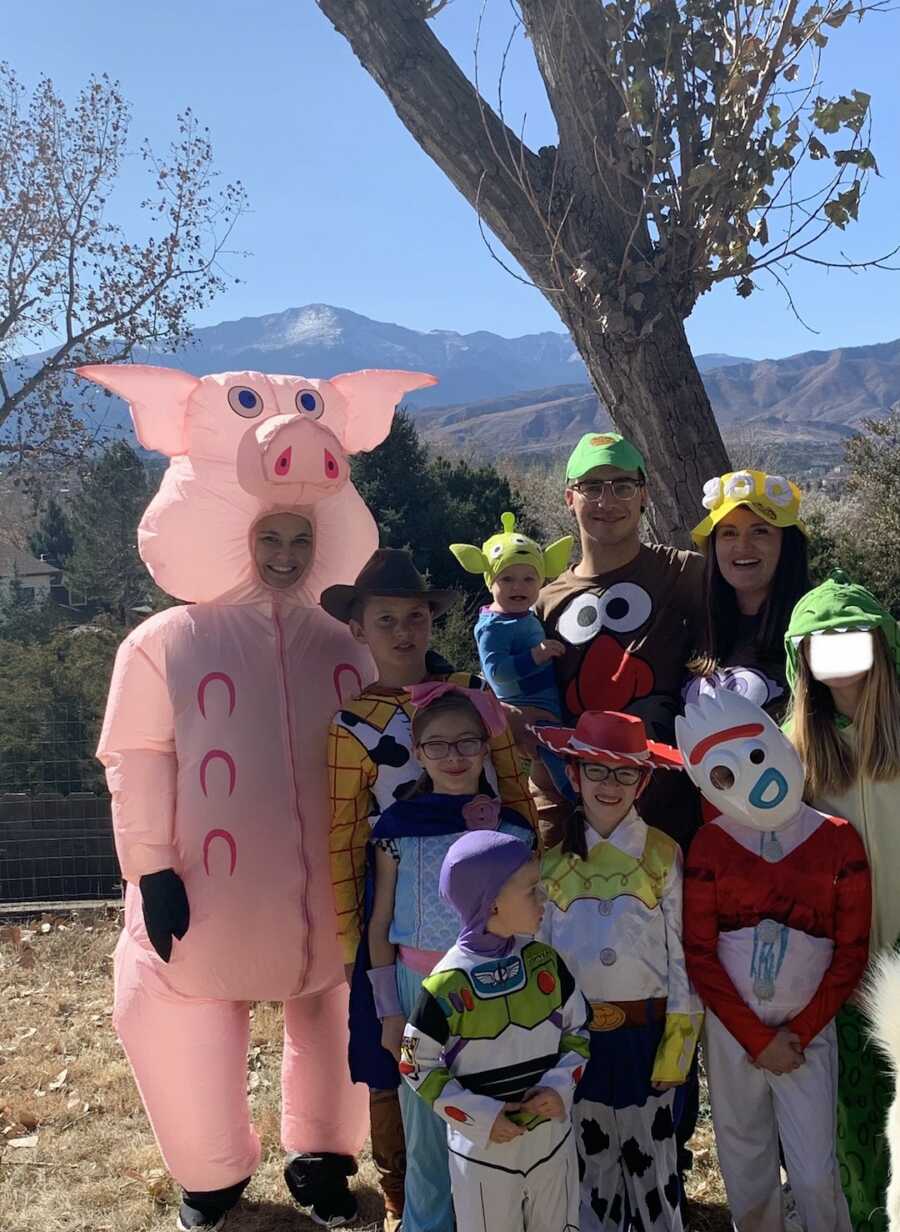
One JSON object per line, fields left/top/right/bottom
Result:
{"left": 6, "top": 0, "right": 899, "bottom": 359}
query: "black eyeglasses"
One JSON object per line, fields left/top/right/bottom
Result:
{"left": 580, "top": 764, "right": 644, "bottom": 785}
{"left": 417, "top": 738, "right": 486, "bottom": 761}
{"left": 570, "top": 479, "right": 641, "bottom": 502}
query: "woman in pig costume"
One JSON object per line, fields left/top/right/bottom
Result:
{"left": 80, "top": 362, "right": 436, "bottom": 1231}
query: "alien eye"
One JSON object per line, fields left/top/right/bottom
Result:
{"left": 749, "top": 747, "right": 766, "bottom": 765}
{"left": 228, "top": 386, "right": 263, "bottom": 418}
{"left": 295, "top": 389, "right": 324, "bottom": 419}
{"left": 709, "top": 765, "right": 735, "bottom": 790}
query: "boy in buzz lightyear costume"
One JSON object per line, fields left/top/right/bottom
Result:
{"left": 400, "top": 829, "right": 591, "bottom": 1232}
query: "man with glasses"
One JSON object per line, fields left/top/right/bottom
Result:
{"left": 534, "top": 432, "right": 704, "bottom": 846}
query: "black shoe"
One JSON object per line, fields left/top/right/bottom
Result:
{"left": 177, "top": 1177, "right": 250, "bottom": 1231}
{"left": 176, "top": 1204, "right": 226, "bottom": 1231}
{"left": 284, "top": 1153, "right": 358, "bottom": 1227}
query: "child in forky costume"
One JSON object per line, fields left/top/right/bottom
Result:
{"left": 400, "top": 829, "right": 591, "bottom": 1232}
{"left": 677, "top": 688, "right": 871, "bottom": 1232}
{"left": 82, "top": 361, "right": 437, "bottom": 1231}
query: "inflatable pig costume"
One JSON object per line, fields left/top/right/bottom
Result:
{"left": 82, "top": 363, "right": 436, "bottom": 1229}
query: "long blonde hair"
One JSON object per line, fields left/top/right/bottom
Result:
{"left": 788, "top": 628, "right": 900, "bottom": 798}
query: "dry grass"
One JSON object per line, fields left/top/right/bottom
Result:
{"left": 0, "top": 911, "right": 729, "bottom": 1231}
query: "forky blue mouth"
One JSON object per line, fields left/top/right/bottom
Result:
{"left": 748, "top": 767, "right": 789, "bottom": 811}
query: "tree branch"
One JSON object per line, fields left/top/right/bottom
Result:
{"left": 316, "top": 0, "right": 548, "bottom": 269}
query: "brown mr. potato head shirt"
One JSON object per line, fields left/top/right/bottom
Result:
{"left": 534, "top": 543, "right": 705, "bottom": 849}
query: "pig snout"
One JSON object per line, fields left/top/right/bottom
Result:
{"left": 236, "top": 415, "right": 348, "bottom": 500}
{"left": 263, "top": 419, "right": 345, "bottom": 487}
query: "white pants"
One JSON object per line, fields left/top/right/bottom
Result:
{"left": 576, "top": 1088, "right": 683, "bottom": 1232}
{"left": 447, "top": 1120, "right": 579, "bottom": 1232}
{"left": 704, "top": 1011, "right": 851, "bottom": 1232}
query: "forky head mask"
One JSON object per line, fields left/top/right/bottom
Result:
{"left": 675, "top": 688, "right": 804, "bottom": 831}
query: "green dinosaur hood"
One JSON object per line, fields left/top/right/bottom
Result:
{"left": 785, "top": 573, "right": 899, "bottom": 692}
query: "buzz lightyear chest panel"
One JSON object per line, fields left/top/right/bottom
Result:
{"left": 426, "top": 942, "right": 564, "bottom": 1040}
{"left": 467, "top": 954, "right": 528, "bottom": 999}
{"left": 555, "top": 585, "right": 656, "bottom": 715}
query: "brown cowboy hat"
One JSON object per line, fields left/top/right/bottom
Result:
{"left": 532, "top": 710, "right": 682, "bottom": 770}
{"left": 320, "top": 548, "right": 459, "bottom": 624}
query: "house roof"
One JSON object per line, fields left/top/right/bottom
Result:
{"left": 0, "top": 542, "right": 61, "bottom": 580}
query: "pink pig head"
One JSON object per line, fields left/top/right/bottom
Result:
{"left": 76, "top": 364, "right": 437, "bottom": 604}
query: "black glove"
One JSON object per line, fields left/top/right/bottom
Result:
{"left": 139, "top": 869, "right": 190, "bottom": 962}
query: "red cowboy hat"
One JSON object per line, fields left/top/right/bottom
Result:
{"left": 532, "top": 711, "right": 683, "bottom": 771}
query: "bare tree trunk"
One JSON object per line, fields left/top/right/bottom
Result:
{"left": 317, "top": 0, "right": 730, "bottom": 544}
{"left": 567, "top": 309, "right": 729, "bottom": 542}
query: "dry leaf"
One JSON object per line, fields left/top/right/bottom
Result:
{"left": 48, "top": 1068, "right": 68, "bottom": 1091}
{"left": 19, "top": 946, "right": 36, "bottom": 971}
{"left": 0, "top": 925, "right": 22, "bottom": 947}
{"left": 9, "top": 1133, "right": 38, "bottom": 1148}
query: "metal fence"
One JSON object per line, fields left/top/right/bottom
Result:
{"left": 0, "top": 706, "right": 120, "bottom": 905}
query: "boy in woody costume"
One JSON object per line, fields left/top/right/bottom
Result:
{"left": 321, "top": 549, "right": 537, "bottom": 1229}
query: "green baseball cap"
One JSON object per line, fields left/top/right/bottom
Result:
{"left": 566, "top": 432, "right": 646, "bottom": 482}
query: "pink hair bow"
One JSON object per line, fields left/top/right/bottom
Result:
{"left": 407, "top": 681, "right": 508, "bottom": 737}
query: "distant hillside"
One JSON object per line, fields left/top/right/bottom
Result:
{"left": 6, "top": 304, "right": 899, "bottom": 473}
{"left": 414, "top": 338, "right": 900, "bottom": 469}
{"left": 2, "top": 304, "right": 748, "bottom": 443}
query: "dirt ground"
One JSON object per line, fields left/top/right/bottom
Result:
{"left": 0, "top": 910, "right": 730, "bottom": 1231}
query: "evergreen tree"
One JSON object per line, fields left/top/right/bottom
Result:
{"left": 350, "top": 410, "right": 532, "bottom": 597}
{"left": 0, "top": 575, "right": 68, "bottom": 644}
{"left": 350, "top": 410, "right": 433, "bottom": 554}
{"left": 29, "top": 498, "right": 74, "bottom": 568}
{"left": 66, "top": 442, "right": 153, "bottom": 623}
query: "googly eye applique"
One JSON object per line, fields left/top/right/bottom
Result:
{"left": 702, "top": 476, "right": 724, "bottom": 511}
{"left": 764, "top": 474, "right": 794, "bottom": 508}
{"left": 724, "top": 471, "right": 755, "bottom": 501}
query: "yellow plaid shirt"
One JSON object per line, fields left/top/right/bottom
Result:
{"left": 328, "top": 671, "right": 537, "bottom": 965}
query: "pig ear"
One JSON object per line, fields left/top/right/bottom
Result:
{"left": 76, "top": 364, "right": 201, "bottom": 457}
{"left": 329, "top": 369, "right": 438, "bottom": 454}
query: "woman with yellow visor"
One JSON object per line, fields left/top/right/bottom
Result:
{"left": 685, "top": 469, "right": 811, "bottom": 723}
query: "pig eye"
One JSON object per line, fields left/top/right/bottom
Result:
{"left": 295, "top": 389, "right": 324, "bottom": 419}
{"left": 228, "top": 386, "right": 263, "bottom": 418}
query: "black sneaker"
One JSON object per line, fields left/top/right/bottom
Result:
{"left": 177, "top": 1177, "right": 249, "bottom": 1231}
{"left": 284, "top": 1152, "right": 359, "bottom": 1228}
{"left": 176, "top": 1204, "right": 226, "bottom": 1231}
